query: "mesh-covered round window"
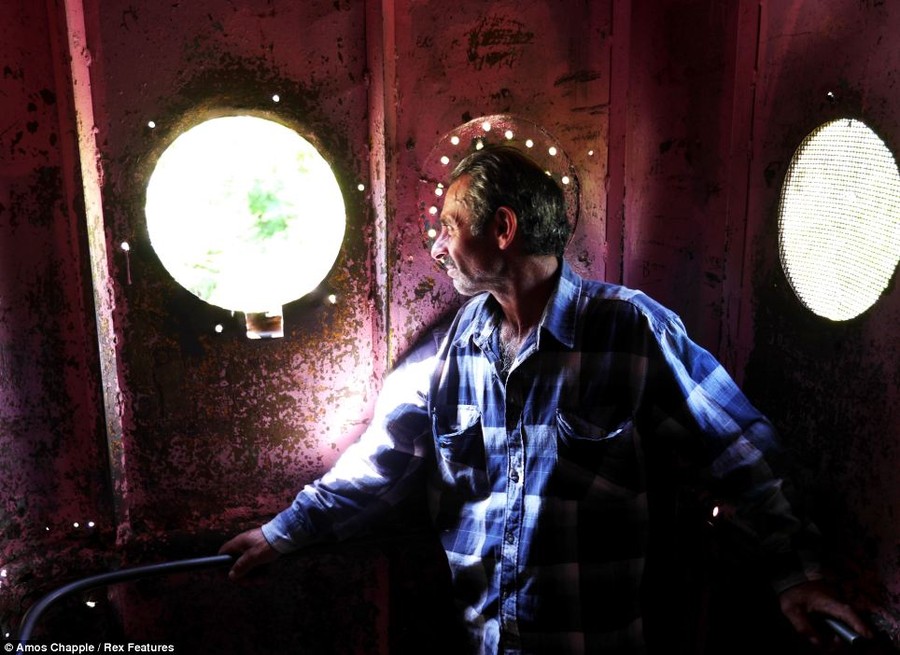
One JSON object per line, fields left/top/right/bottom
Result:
{"left": 778, "top": 118, "right": 900, "bottom": 321}
{"left": 145, "top": 116, "right": 346, "bottom": 337}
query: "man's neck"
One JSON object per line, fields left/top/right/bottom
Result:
{"left": 493, "top": 256, "right": 560, "bottom": 339}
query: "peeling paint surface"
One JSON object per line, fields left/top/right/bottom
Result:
{"left": 0, "top": 0, "right": 112, "bottom": 638}
{"left": 389, "top": 0, "right": 611, "bottom": 359}
{"left": 742, "top": 0, "right": 900, "bottom": 646}
{"left": 623, "top": 0, "right": 742, "bottom": 354}
{"left": 87, "top": 0, "right": 375, "bottom": 535}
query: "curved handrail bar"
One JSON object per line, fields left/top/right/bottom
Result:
{"left": 15, "top": 552, "right": 866, "bottom": 646}
{"left": 17, "top": 553, "right": 235, "bottom": 643}
{"left": 822, "top": 616, "right": 864, "bottom": 646}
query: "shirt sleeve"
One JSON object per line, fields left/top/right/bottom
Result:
{"left": 644, "top": 311, "right": 822, "bottom": 593}
{"left": 261, "top": 334, "right": 441, "bottom": 553}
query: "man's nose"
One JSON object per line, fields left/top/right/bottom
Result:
{"left": 430, "top": 227, "right": 447, "bottom": 262}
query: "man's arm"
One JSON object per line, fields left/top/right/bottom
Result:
{"left": 217, "top": 326, "right": 445, "bottom": 579}
{"left": 643, "top": 310, "right": 872, "bottom": 645}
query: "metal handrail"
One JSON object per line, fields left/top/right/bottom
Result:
{"left": 15, "top": 552, "right": 866, "bottom": 647}
{"left": 16, "top": 554, "right": 234, "bottom": 643}
{"left": 823, "top": 616, "right": 865, "bottom": 646}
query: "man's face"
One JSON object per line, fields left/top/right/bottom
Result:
{"left": 430, "top": 175, "right": 503, "bottom": 296}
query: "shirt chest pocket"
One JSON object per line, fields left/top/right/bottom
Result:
{"left": 432, "top": 404, "right": 490, "bottom": 499}
{"left": 554, "top": 410, "right": 644, "bottom": 499}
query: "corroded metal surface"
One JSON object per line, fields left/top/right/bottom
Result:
{"left": 742, "top": 0, "right": 899, "bottom": 644}
{"left": 89, "top": 0, "right": 375, "bottom": 536}
{"left": 389, "top": 0, "right": 611, "bottom": 360}
{"left": 0, "top": 0, "right": 112, "bottom": 638}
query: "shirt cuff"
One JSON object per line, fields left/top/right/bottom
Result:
{"left": 770, "top": 561, "right": 823, "bottom": 595}
{"left": 261, "top": 506, "right": 315, "bottom": 554}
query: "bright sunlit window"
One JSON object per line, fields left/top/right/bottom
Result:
{"left": 145, "top": 116, "right": 346, "bottom": 323}
{"left": 778, "top": 118, "right": 900, "bottom": 321}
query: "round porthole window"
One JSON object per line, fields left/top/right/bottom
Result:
{"left": 145, "top": 115, "right": 346, "bottom": 337}
{"left": 778, "top": 118, "right": 900, "bottom": 321}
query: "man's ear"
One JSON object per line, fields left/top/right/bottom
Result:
{"left": 492, "top": 206, "right": 518, "bottom": 251}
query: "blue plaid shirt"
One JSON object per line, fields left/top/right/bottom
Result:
{"left": 263, "top": 261, "right": 819, "bottom": 654}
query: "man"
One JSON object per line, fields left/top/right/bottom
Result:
{"left": 221, "top": 146, "right": 868, "bottom": 653}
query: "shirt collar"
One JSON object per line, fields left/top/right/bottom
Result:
{"left": 451, "top": 259, "right": 582, "bottom": 351}
{"left": 538, "top": 259, "right": 580, "bottom": 349}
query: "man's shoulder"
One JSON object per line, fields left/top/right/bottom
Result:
{"left": 579, "top": 276, "right": 666, "bottom": 312}
{"left": 561, "top": 260, "right": 647, "bottom": 306}
{"left": 574, "top": 274, "right": 681, "bottom": 332}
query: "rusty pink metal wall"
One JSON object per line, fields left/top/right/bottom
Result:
{"left": 82, "top": 0, "right": 378, "bottom": 539}
{"left": 742, "top": 0, "right": 900, "bottom": 644}
{"left": 624, "top": 1, "right": 756, "bottom": 358}
{"left": 0, "top": 0, "right": 113, "bottom": 636}
{"left": 387, "top": 0, "right": 612, "bottom": 359}
{"left": 68, "top": 0, "right": 404, "bottom": 647}
{"left": 0, "top": 0, "right": 897, "bottom": 650}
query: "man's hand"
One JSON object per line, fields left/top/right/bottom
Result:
{"left": 779, "top": 580, "right": 872, "bottom": 647}
{"left": 219, "top": 527, "right": 280, "bottom": 581}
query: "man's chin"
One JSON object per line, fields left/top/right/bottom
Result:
{"left": 451, "top": 281, "right": 480, "bottom": 297}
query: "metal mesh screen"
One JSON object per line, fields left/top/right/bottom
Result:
{"left": 778, "top": 118, "right": 900, "bottom": 320}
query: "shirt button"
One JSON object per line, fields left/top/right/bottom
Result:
{"left": 505, "top": 531, "right": 515, "bottom": 545}
{"left": 510, "top": 470, "right": 519, "bottom": 483}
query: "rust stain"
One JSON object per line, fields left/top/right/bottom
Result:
{"left": 413, "top": 277, "right": 435, "bottom": 300}
{"left": 554, "top": 70, "right": 602, "bottom": 86}
{"left": 466, "top": 15, "right": 534, "bottom": 70}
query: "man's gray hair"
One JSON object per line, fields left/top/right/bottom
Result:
{"left": 450, "top": 145, "right": 571, "bottom": 257}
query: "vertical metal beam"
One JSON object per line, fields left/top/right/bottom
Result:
{"left": 721, "top": 0, "right": 764, "bottom": 382}
{"left": 365, "top": 0, "right": 397, "bottom": 373}
{"left": 365, "top": 15, "right": 399, "bottom": 651}
{"left": 56, "top": 0, "right": 130, "bottom": 533}
{"left": 607, "top": 0, "right": 632, "bottom": 285}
